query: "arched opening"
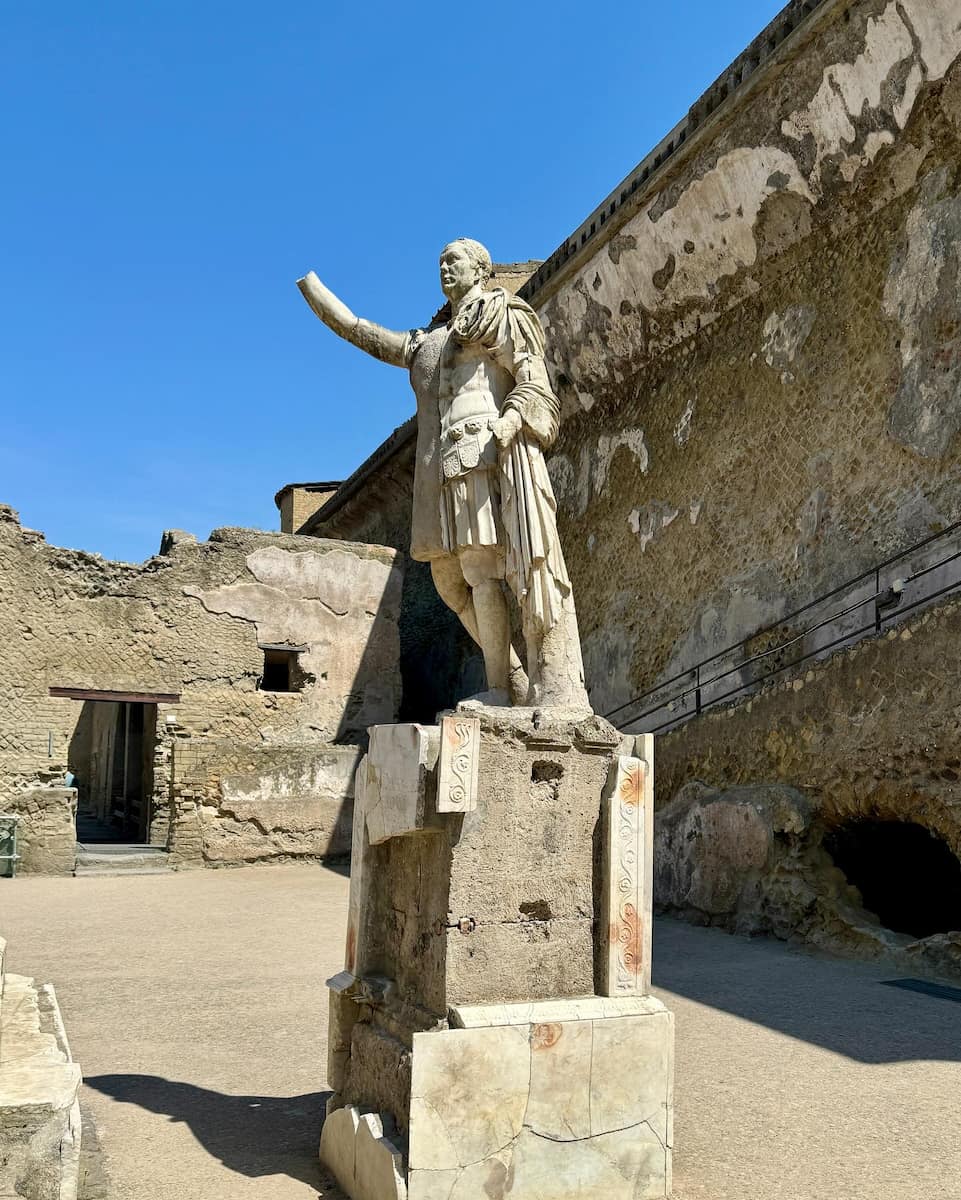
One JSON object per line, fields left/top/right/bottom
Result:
{"left": 824, "top": 819, "right": 961, "bottom": 939}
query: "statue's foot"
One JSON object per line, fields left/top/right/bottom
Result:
{"left": 527, "top": 680, "right": 592, "bottom": 710}
{"left": 459, "top": 687, "right": 510, "bottom": 708}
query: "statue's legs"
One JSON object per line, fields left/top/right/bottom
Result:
{"left": 458, "top": 547, "right": 511, "bottom": 704}
{"left": 523, "top": 592, "right": 590, "bottom": 709}
{"left": 430, "top": 556, "right": 528, "bottom": 704}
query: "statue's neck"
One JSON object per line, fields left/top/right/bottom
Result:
{"left": 451, "top": 284, "right": 485, "bottom": 318}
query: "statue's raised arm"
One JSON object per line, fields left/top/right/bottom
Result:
{"left": 297, "top": 271, "right": 408, "bottom": 368}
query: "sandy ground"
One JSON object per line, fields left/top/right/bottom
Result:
{"left": 1, "top": 864, "right": 959, "bottom": 1199}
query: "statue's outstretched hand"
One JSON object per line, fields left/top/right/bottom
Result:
{"left": 297, "top": 271, "right": 358, "bottom": 335}
{"left": 492, "top": 409, "right": 523, "bottom": 447}
{"left": 296, "top": 271, "right": 408, "bottom": 367}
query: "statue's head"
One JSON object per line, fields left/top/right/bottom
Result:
{"left": 439, "top": 238, "right": 492, "bottom": 301}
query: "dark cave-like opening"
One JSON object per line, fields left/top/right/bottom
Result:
{"left": 824, "top": 819, "right": 961, "bottom": 939}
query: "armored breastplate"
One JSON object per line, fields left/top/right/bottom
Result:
{"left": 437, "top": 336, "right": 512, "bottom": 481}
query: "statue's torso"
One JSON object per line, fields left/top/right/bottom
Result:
{"left": 407, "top": 314, "right": 514, "bottom": 561}
{"left": 439, "top": 338, "right": 512, "bottom": 484}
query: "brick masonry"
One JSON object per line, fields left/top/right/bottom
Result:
{"left": 0, "top": 506, "right": 402, "bottom": 866}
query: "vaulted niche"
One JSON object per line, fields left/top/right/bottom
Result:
{"left": 824, "top": 819, "right": 961, "bottom": 939}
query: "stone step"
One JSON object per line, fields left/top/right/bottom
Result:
{"left": 74, "top": 864, "right": 173, "bottom": 877}
{"left": 0, "top": 974, "right": 66, "bottom": 1064}
{"left": 75, "top": 844, "right": 171, "bottom": 874}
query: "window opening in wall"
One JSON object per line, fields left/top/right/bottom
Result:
{"left": 824, "top": 819, "right": 961, "bottom": 939}
{"left": 258, "top": 644, "right": 308, "bottom": 693}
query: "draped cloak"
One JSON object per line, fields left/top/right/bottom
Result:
{"left": 406, "top": 288, "right": 571, "bottom": 635}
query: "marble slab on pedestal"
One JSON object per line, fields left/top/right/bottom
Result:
{"left": 407, "top": 995, "right": 673, "bottom": 1200}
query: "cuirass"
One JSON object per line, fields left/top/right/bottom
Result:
{"left": 438, "top": 337, "right": 512, "bottom": 432}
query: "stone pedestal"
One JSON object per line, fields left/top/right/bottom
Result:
{"left": 0, "top": 937, "right": 82, "bottom": 1200}
{"left": 320, "top": 706, "right": 672, "bottom": 1200}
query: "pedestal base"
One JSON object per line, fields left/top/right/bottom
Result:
{"left": 320, "top": 710, "right": 672, "bottom": 1198}
{"left": 322, "top": 994, "right": 673, "bottom": 1200}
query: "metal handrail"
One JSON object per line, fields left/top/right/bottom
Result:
{"left": 605, "top": 516, "right": 961, "bottom": 731}
{"left": 0, "top": 813, "right": 21, "bottom": 879}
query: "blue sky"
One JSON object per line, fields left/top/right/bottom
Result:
{"left": 1, "top": 0, "right": 786, "bottom": 562}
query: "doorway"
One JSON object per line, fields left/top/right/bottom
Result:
{"left": 51, "top": 686, "right": 179, "bottom": 846}
{"left": 77, "top": 700, "right": 156, "bottom": 842}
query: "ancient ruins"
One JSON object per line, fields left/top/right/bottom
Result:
{"left": 298, "top": 240, "right": 671, "bottom": 1197}
{"left": 5, "top": 0, "right": 961, "bottom": 1194}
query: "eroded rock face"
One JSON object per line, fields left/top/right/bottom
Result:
{"left": 655, "top": 783, "right": 819, "bottom": 931}
{"left": 655, "top": 782, "right": 961, "bottom": 981}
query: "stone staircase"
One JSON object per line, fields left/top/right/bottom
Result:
{"left": 0, "top": 936, "right": 82, "bottom": 1199}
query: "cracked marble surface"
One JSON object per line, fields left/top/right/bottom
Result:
{"left": 408, "top": 1004, "right": 673, "bottom": 1199}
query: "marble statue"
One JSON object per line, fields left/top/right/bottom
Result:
{"left": 298, "top": 239, "right": 588, "bottom": 709}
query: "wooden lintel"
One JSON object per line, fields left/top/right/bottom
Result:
{"left": 49, "top": 687, "right": 181, "bottom": 705}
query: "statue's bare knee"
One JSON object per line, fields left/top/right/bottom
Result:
{"left": 430, "top": 556, "right": 470, "bottom": 616}
{"left": 458, "top": 547, "right": 504, "bottom": 589}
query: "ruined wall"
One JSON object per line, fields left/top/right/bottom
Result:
{"left": 310, "top": 436, "right": 482, "bottom": 721}
{"left": 653, "top": 591, "right": 961, "bottom": 978}
{"left": 541, "top": 0, "right": 961, "bottom": 716}
{"left": 167, "top": 739, "right": 362, "bottom": 865}
{"left": 0, "top": 504, "right": 402, "bottom": 865}
{"left": 2, "top": 788, "right": 77, "bottom": 875}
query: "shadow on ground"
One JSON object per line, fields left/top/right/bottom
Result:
{"left": 84, "top": 1075, "right": 333, "bottom": 1188}
{"left": 652, "top": 917, "right": 961, "bottom": 1065}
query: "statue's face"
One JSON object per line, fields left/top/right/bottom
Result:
{"left": 439, "top": 244, "right": 478, "bottom": 301}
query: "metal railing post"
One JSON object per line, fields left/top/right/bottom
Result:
{"left": 875, "top": 567, "right": 882, "bottom": 634}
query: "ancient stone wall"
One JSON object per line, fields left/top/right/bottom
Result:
{"left": 540, "top": 0, "right": 961, "bottom": 716}
{"left": 654, "top": 591, "right": 961, "bottom": 977}
{"left": 0, "top": 504, "right": 402, "bottom": 865}
{"left": 2, "top": 788, "right": 77, "bottom": 875}
{"left": 310, "top": 0, "right": 961, "bottom": 726}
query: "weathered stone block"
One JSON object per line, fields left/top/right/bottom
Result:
{"left": 0, "top": 957, "right": 82, "bottom": 1200}
{"left": 321, "top": 710, "right": 673, "bottom": 1199}
{"left": 3, "top": 788, "right": 77, "bottom": 876}
{"left": 320, "top": 1104, "right": 407, "bottom": 1200}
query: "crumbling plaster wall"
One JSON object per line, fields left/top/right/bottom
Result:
{"left": 0, "top": 504, "right": 402, "bottom": 865}
{"left": 540, "top": 0, "right": 961, "bottom": 716}
{"left": 307, "top": 0, "right": 961, "bottom": 731}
